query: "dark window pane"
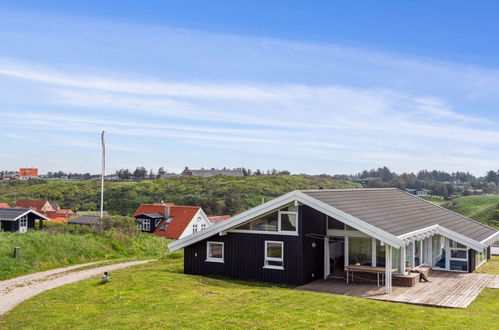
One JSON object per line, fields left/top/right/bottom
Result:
{"left": 280, "top": 213, "right": 297, "bottom": 232}
{"left": 328, "top": 217, "right": 344, "bottom": 230}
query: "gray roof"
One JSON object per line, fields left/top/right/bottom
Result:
{"left": 302, "top": 188, "right": 497, "bottom": 242}
{"left": 0, "top": 207, "right": 46, "bottom": 220}
{"left": 135, "top": 213, "right": 164, "bottom": 218}
{"left": 181, "top": 167, "right": 244, "bottom": 177}
{"left": 69, "top": 215, "right": 101, "bottom": 225}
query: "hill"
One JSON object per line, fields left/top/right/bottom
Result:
{"left": 0, "top": 175, "right": 360, "bottom": 216}
{"left": 444, "top": 195, "right": 499, "bottom": 229}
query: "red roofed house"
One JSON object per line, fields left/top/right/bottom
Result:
{"left": 19, "top": 168, "right": 38, "bottom": 179}
{"left": 133, "top": 202, "right": 212, "bottom": 239}
{"left": 208, "top": 215, "right": 231, "bottom": 224}
{"left": 0, "top": 203, "right": 10, "bottom": 208}
{"left": 14, "top": 199, "right": 56, "bottom": 213}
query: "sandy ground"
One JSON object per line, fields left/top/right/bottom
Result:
{"left": 0, "top": 260, "right": 152, "bottom": 315}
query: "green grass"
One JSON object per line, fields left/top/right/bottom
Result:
{"left": 475, "top": 256, "right": 499, "bottom": 275}
{"left": 0, "top": 229, "right": 170, "bottom": 280}
{"left": 1, "top": 256, "right": 498, "bottom": 329}
{"left": 445, "top": 195, "right": 499, "bottom": 228}
{"left": 419, "top": 196, "right": 446, "bottom": 205}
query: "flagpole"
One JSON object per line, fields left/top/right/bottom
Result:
{"left": 100, "top": 131, "right": 105, "bottom": 219}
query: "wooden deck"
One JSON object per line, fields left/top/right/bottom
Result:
{"left": 296, "top": 271, "right": 499, "bottom": 308}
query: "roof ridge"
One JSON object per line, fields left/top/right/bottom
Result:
{"left": 299, "top": 188, "right": 398, "bottom": 192}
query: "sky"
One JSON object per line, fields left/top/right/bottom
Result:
{"left": 0, "top": 1, "right": 499, "bottom": 176}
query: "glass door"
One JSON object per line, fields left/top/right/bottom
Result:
{"left": 329, "top": 237, "right": 345, "bottom": 278}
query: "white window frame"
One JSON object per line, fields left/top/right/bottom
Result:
{"left": 201, "top": 223, "right": 206, "bottom": 231}
{"left": 19, "top": 215, "right": 28, "bottom": 233}
{"left": 193, "top": 224, "right": 198, "bottom": 233}
{"left": 206, "top": 241, "right": 224, "bottom": 263}
{"left": 475, "top": 249, "right": 487, "bottom": 269}
{"left": 278, "top": 210, "right": 298, "bottom": 234}
{"left": 263, "top": 240, "right": 284, "bottom": 270}
{"left": 137, "top": 218, "right": 150, "bottom": 231}
{"left": 231, "top": 205, "right": 298, "bottom": 236}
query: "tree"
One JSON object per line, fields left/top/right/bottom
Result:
{"left": 133, "top": 166, "right": 147, "bottom": 180}
{"left": 485, "top": 170, "right": 498, "bottom": 184}
{"left": 156, "top": 167, "right": 166, "bottom": 178}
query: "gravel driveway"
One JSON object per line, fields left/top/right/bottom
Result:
{"left": 0, "top": 260, "right": 152, "bottom": 315}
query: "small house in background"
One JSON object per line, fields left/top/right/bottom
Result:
{"left": 14, "top": 199, "right": 56, "bottom": 213}
{"left": 0, "top": 203, "right": 10, "bottom": 208}
{"left": 404, "top": 188, "right": 431, "bottom": 197}
{"left": 19, "top": 168, "right": 39, "bottom": 179}
{"left": 69, "top": 215, "right": 101, "bottom": 226}
{"left": 0, "top": 207, "right": 49, "bottom": 233}
{"left": 208, "top": 215, "right": 231, "bottom": 224}
{"left": 181, "top": 167, "right": 244, "bottom": 178}
{"left": 132, "top": 202, "right": 213, "bottom": 239}
{"left": 1, "top": 171, "right": 19, "bottom": 180}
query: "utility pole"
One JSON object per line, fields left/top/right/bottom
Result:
{"left": 100, "top": 131, "right": 105, "bottom": 219}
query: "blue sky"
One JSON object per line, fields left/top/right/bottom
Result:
{"left": 1, "top": 1, "right": 499, "bottom": 175}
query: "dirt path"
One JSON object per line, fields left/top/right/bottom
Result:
{"left": 0, "top": 260, "right": 152, "bottom": 315}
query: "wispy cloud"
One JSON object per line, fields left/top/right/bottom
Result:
{"left": 0, "top": 10, "right": 499, "bottom": 174}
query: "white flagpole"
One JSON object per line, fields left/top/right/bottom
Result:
{"left": 100, "top": 131, "right": 105, "bottom": 219}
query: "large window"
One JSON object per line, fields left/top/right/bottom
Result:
{"left": 137, "top": 218, "right": 150, "bottom": 231}
{"left": 264, "top": 241, "right": 284, "bottom": 270}
{"left": 235, "top": 205, "right": 298, "bottom": 234}
{"left": 348, "top": 237, "right": 372, "bottom": 266}
{"left": 432, "top": 235, "right": 446, "bottom": 269}
{"left": 376, "top": 240, "right": 385, "bottom": 267}
{"left": 405, "top": 242, "right": 413, "bottom": 268}
{"left": 449, "top": 240, "right": 468, "bottom": 272}
{"left": 206, "top": 242, "right": 224, "bottom": 263}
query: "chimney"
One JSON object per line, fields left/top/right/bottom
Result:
{"left": 164, "top": 202, "right": 170, "bottom": 218}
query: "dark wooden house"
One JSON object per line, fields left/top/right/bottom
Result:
{"left": 0, "top": 207, "right": 49, "bottom": 233}
{"left": 169, "top": 189, "right": 499, "bottom": 293}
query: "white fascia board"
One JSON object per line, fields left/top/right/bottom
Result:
{"left": 294, "top": 191, "right": 403, "bottom": 248}
{"left": 168, "top": 190, "right": 404, "bottom": 251}
{"left": 397, "top": 225, "right": 439, "bottom": 240}
{"left": 436, "top": 226, "right": 486, "bottom": 251}
{"left": 13, "top": 209, "right": 50, "bottom": 221}
{"left": 168, "top": 191, "right": 301, "bottom": 251}
{"left": 481, "top": 231, "right": 499, "bottom": 246}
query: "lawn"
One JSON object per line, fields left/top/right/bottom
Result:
{"left": 0, "top": 227, "right": 169, "bottom": 280}
{"left": 1, "top": 255, "right": 498, "bottom": 329}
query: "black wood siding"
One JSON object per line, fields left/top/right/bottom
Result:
{"left": 184, "top": 205, "right": 328, "bottom": 286}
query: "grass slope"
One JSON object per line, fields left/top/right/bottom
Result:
{"left": 1, "top": 256, "right": 498, "bottom": 329}
{"left": 445, "top": 195, "right": 499, "bottom": 229}
{"left": 0, "top": 230, "right": 169, "bottom": 280}
{"left": 0, "top": 175, "right": 360, "bottom": 216}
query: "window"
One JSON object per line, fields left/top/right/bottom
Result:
{"left": 193, "top": 224, "right": 198, "bottom": 233}
{"left": 201, "top": 223, "right": 206, "bottom": 231}
{"left": 235, "top": 204, "right": 298, "bottom": 234}
{"left": 432, "top": 235, "right": 446, "bottom": 268}
{"left": 375, "top": 240, "right": 385, "bottom": 267}
{"left": 449, "top": 239, "right": 468, "bottom": 272}
{"left": 206, "top": 242, "right": 224, "bottom": 262}
{"left": 159, "top": 217, "right": 173, "bottom": 231}
{"left": 476, "top": 249, "right": 486, "bottom": 267}
{"left": 405, "top": 242, "right": 413, "bottom": 268}
{"left": 264, "top": 241, "right": 284, "bottom": 269}
{"left": 137, "top": 218, "right": 150, "bottom": 231}
{"left": 20, "top": 215, "right": 28, "bottom": 227}
{"left": 348, "top": 237, "right": 372, "bottom": 266}
{"left": 327, "top": 216, "right": 344, "bottom": 230}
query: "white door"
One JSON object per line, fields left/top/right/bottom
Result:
{"left": 19, "top": 216, "right": 28, "bottom": 233}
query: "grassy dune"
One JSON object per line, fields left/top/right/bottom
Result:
{"left": 445, "top": 195, "right": 499, "bottom": 229}
{"left": 1, "top": 257, "right": 498, "bottom": 329}
{"left": 0, "top": 229, "right": 169, "bottom": 280}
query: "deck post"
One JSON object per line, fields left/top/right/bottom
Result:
{"left": 324, "top": 236, "right": 330, "bottom": 279}
{"left": 385, "top": 245, "right": 392, "bottom": 294}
